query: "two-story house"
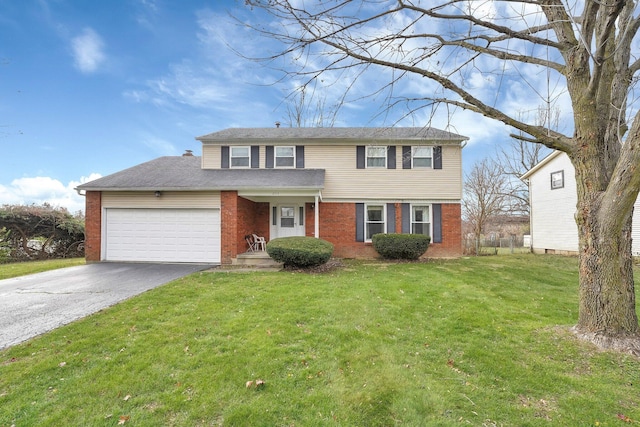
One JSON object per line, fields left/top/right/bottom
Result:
{"left": 76, "top": 127, "right": 467, "bottom": 264}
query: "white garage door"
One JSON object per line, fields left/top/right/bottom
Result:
{"left": 104, "top": 208, "right": 220, "bottom": 263}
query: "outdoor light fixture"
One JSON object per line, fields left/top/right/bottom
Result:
{"left": 154, "top": 191, "right": 161, "bottom": 198}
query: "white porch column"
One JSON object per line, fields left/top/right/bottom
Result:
{"left": 314, "top": 195, "right": 319, "bottom": 238}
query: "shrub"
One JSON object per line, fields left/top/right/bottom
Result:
{"left": 372, "top": 233, "right": 430, "bottom": 260}
{"left": 266, "top": 236, "right": 334, "bottom": 268}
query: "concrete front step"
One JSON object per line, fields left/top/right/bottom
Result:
{"left": 231, "top": 251, "right": 283, "bottom": 269}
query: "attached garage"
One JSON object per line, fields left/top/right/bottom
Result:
{"left": 103, "top": 208, "right": 220, "bottom": 263}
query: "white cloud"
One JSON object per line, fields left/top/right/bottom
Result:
{"left": 71, "top": 27, "right": 106, "bottom": 73}
{"left": 0, "top": 173, "right": 102, "bottom": 214}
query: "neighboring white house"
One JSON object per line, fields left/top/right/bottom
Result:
{"left": 521, "top": 151, "right": 640, "bottom": 256}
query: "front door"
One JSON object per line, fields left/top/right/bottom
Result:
{"left": 272, "top": 204, "right": 305, "bottom": 239}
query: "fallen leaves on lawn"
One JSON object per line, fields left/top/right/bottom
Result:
{"left": 118, "top": 415, "right": 130, "bottom": 425}
{"left": 617, "top": 413, "right": 634, "bottom": 423}
{"left": 245, "top": 379, "right": 266, "bottom": 389}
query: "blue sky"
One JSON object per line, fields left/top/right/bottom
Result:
{"left": 0, "top": 0, "right": 515, "bottom": 213}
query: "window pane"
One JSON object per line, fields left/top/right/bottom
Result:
{"left": 413, "top": 158, "right": 432, "bottom": 167}
{"left": 367, "top": 223, "right": 384, "bottom": 239}
{"left": 276, "top": 157, "right": 294, "bottom": 167}
{"left": 281, "top": 218, "right": 294, "bottom": 227}
{"left": 231, "top": 157, "right": 250, "bottom": 167}
{"left": 276, "top": 147, "right": 294, "bottom": 156}
{"left": 367, "top": 146, "right": 387, "bottom": 157}
{"left": 367, "top": 206, "right": 383, "bottom": 221}
{"left": 414, "top": 147, "right": 432, "bottom": 157}
{"left": 412, "top": 224, "right": 430, "bottom": 236}
{"left": 366, "top": 146, "right": 386, "bottom": 168}
{"left": 413, "top": 146, "right": 432, "bottom": 168}
{"left": 281, "top": 207, "right": 294, "bottom": 218}
{"left": 231, "top": 147, "right": 249, "bottom": 156}
{"left": 275, "top": 146, "right": 294, "bottom": 167}
{"left": 367, "top": 157, "right": 385, "bottom": 167}
{"left": 412, "top": 206, "right": 429, "bottom": 222}
{"left": 231, "top": 147, "right": 250, "bottom": 167}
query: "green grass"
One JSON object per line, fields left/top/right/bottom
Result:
{"left": 1, "top": 255, "right": 639, "bottom": 426}
{"left": 0, "top": 258, "right": 85, "bottom": 280}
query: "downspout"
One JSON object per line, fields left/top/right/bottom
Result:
{"left": 314, "top": 195, "right": 319, "bottom": 238}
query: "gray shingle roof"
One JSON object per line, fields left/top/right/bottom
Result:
{"left": 76, "top": 156, "right": 325, "bottom": 191}
{"left": 197, "top": 127, "right": 468, "bottom": 143}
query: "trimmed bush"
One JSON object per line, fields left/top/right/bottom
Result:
{"left": 372, "top": 233, "right": 430, "bottom": 260}
{"left": 266, "top": 236, "right": 334, "bottom": 268}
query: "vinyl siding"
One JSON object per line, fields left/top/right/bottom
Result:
{"left": 202, "top": 144, "right": 461, "bottom": 200}
{"left": 102, "top": 191, "right": 221, "bottom": 209}
{"left": 632, "top": 198, "right": 640, "bottom": 256}
{"left": 305, "top": 145, "right": 462, "bottom": 200}
{"left": 529, "top": 153, "right": 578, "bottom": 252}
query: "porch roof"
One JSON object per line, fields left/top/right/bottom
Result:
{"left": 76, "top": 156, "right": 325, "bottom": 192}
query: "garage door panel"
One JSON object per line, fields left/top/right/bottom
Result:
{"left": 104, "top": 208, "right": 220, "bottom": 263}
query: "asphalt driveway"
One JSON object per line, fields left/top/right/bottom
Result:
{"left": 0, "top": 262, "right": 211, "bottom": 350}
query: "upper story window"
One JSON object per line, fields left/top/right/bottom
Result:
{"left": 367, "top": 146, "right": 387, "bottom": 168}
{"left": 411, "top": 205, "right": 431, "bottom": 237}
{"left": 551, "top": 170, "right": 564, "bottom": 189}
{"left": 230, "top": 146, "right": 251, "bottom": 167}
{"left": 275, "top": 146, "right": 295, "bottom": 167}
{"left": 412, "top": 146, "right": 433, "bottom": 168}
{"left": 366, "top": 204, "right": 385, "bottom": 241}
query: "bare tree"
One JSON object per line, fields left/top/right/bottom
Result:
{"left": 498, "top": 108, "right": 555, "bottom": 216}
{"left": 283, "top": 85, "right": 338, "bottom": 127}
{"left": 463, "top": 158, "right": 508, "bottom": 250}
{"left": 242, "top": 1, "right": 640, "bottom": 353}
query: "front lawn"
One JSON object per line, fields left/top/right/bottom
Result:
{"left": 1, "top": 255, "right": 639, "bottom": 426}
{"left": 0, "top": 258, "right": 85, "bottom": 280}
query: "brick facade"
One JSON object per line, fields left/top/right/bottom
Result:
{"left": 84, "top": 191, "right": 102, "bottom": 262}
{"left": 88, "top": 190, "right": 461, "bottom": 264}
{"left": 220, "top": 191, "right": 269, "bottom": 264}
{"left": 304, "top": 201, "right": 462, "bottom": 260}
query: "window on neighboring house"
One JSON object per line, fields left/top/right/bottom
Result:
{"left": 367, "top": 146, "right": 387, "bottom": 168}
{"left": 366, "top": 204, "right": 385, "bottom": 241}
{"left": 275, "top": 146, "right": 295, "bottom": 167}
{"left": 551, "top": 170, "right": 564, "bottom": 189}
{"left": 411, "top": 205, "right": 431, "bottom": 237}
{"left": 230, "top": 146, "right": 250, "bottom": 167}
{"left": 412, "top": 146, "right": 433, "bottom": 168}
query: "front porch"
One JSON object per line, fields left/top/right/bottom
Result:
{"left": 221, "top": 189, "right": 321, "bottom": 265}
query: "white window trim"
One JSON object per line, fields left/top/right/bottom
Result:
{"left": 412, "top": 146, "right": 433, "bottom": 168}
{"left": 365, "top": 203, "right": 386, "bottom": 242}
{"left": 366, "top": 145, "right": 387, "bottom": 168}
{"left": 411, "top": 204, "right": 432, "bottom": 237}
{"left": 275, "top": 146, "right": 296, "bottom": 168}
{"left": 230, "top": 146, "right": 251, "bottom": 168}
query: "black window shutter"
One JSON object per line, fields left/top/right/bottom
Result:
{"left": 355, "top": 203, "right": 365, "bottom": 242}
{"left": 251, "top": 146, "right": 259, "bottom": 168}
{"left": 434, "top": 146, "right": 442, "bottom": 170}
{"left": 221, "top": 146, "right": 229, "bottom": 168}
{"left": 387, "top": 146, "right": 396, "bottom": 169}
{"left": 266, "top": 146, "right": 274, "bottom": 168}
{"left": 356, "top": 146, "right": 365, "bottom": 169}
{"left": 296, "top": 146, "right": 305, "bottom": 168}
{"left": 386, "top": 203, "right": 396, "bottom": 233}
{"left": 402, "top": 146, "right": 412, "bottom": 169}
{"left": 402, "top": 203, "right": 410, "bottom": 233}
{"left": 432, "top": 204, "right": 442, "bottom": 243}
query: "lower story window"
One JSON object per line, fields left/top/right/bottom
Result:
{"left": 412, "top": 205, "right": 430, "bottom": 237}
{"left": 366, "top": 204, "right": 385, "bottom": 241}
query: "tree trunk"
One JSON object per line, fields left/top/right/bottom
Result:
{"left": 573, "top": 184, "right": 640, "bottom": 355}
